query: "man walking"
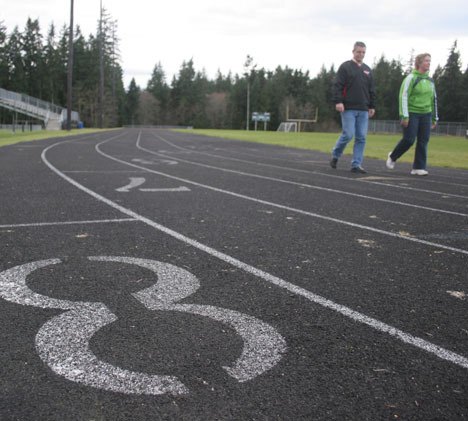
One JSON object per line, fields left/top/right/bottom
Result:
{"left": 330, "top": 41, "right": 376, "bottom": 173}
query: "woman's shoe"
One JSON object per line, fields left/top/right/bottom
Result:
{"left": 410, "top": 169, "right": 428, "bottom": 176}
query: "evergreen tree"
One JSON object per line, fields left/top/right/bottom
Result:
{"left": 0, "top": 21, "right": 8, "bottom": 87}
{"left": 125, "top": 78, "right": 140, "bottom": 125}
{"left": 147, "top": 62, "right": 170, "bottom": 124}
{"left": 264, "top": 66, "right": 291, "bottom": 128}
{"left": 434, "top": 41, "right": 464, "bottom": 121}
{"left": 22, "top": 18, "right": 44, "bottom": 97}
{"left": 227, "top": 74, "right": 248, "bottom": 129}
{"left": 6, "top": 26, "right": 25, "bottom": 92}
{"left": 213, "top": 69, "right": 233, "bottom": 92}
{"left": 309, "top": 65, "right": 336, "bottom": 130}
{"left": 43, "top": 23, "right": 64, "bottom": 105}
{"left": 2, "top": 17, "right": 468, "bottom": 130}
{"left": 462, "top": 66, "right": 468, "bottom": 123}
{"left": 372, "top": 56, "right": 404, "bottom": 120}
{"left": 170, "top": 59, "right": 207, "bottom": 126}
{"left": 72, "top": 27, "right": 91, "bottom": 123}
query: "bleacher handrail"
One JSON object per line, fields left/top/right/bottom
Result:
{"left": 0, "top": 87, "right": 63, "bottom": 115}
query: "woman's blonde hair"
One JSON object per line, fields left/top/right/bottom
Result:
{"left": 414, "top": 53, "right": 431, "bottom": 69}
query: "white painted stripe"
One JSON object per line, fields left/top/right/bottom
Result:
{"left": 155, "top": 132, "right": 468, "bottom": 195}
{"left": 40, "top": 136, "right": 468, "bottom": 370}
{"left": 64, "top": 170, "right": 145, "bottom": 173}
{"left": 140, "top": 186, "right": 190, "bottom": 192}
{"left": 116, "top": 177, "right": 146, "bottom": 192}
{"left": 356, "top": 180, "right": 468, "bottom": 200}
{"left": 0, "top": 218, "right": 137, "bottom": 229}
{"left": 138, "top": 135, "right": 468, "bottom": 217}
{"left": 95, "top": 136, "right": 468, "bottom": 255}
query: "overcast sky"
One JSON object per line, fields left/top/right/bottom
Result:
{"left": 2, "top": 0, "right": 468, "bottom": 88}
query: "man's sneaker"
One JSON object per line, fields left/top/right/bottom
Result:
{"left": 330, "top": 158, "right": 338, "bottom": 169}
{"left": 410, "top": 169, "right": 428, "bottom": 176}
{"left": 386, "top": 152, "right": 395, "bottom": 169}
{"left": 351, "top": 166, "right": 367, "bottom": 174}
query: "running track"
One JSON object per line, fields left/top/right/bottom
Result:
{"left": 0, "top": 129, "right": 467, "bottom": 420}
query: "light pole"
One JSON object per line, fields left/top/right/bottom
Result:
{"left": 244, "top": 55, "right": 254, "bottom": 131}
{"left": 98, "top": 0, "right": 104, "bottom": 128}
{"left": 66, "top": 0, "right": 74, "bottom": 131}
{"left": 246, "top": 80, "right": 250, "bottom": 131}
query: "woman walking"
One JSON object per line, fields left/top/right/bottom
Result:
{"left": 386, "top": 53, "right": 438, "bottom": 176}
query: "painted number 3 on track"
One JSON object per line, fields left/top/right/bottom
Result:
{"left": 0, "top": 256, "right": 286, "bottom": 395}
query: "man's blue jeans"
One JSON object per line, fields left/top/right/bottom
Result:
{"left": 390, "top": 113, "right": 432, "bottom": 170}
{"left": 332, "top": 109, "right": 369, "bottom": 168}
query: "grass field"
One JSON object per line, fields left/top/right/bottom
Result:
{"left": 1, "top": 128, "right": 467, "bottom": 170}
{"left": 177, "top": 129, "right": 468, "bottom": 170}
{"left": 0, "top": 128, "right": 110, "bottom": 148}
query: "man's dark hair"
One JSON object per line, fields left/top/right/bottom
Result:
{"left": 353, "top": 41, "right": 366, "bottom": 50}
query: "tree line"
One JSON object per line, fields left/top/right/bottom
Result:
{"left": 1, "top": 15, "right": 467, "bottom": 130}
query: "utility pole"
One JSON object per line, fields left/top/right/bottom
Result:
{"left": 98, "top": 0, "right": 104, "bottom": 128}
{"left": 66, "top": 0, "right": 74, "bottom": 131}
{"left": 244, "top": 55, "right": 254, "bottom": 131}
{"left": 246, "top": 81, "right": 250, "bottom": 131}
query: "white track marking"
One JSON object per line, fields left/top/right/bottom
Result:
{"left": 131, "top": 158, "right": 156, "bottom": 165}
{"left": 355, "top": 180, "right": 468, "bottom": 199}
{"left": 94, "top": 136, "right": 468, "bottom": 255}
{"left": 39, "top": 135, "right": 468, "bottom": 371}
{"left": 131, "top": 158, "right": 178, "bottom": 165}
{"left": 36, "top": 304, "right": 187, "bottom": 396}
{"left": 154, "top": 132, "right": 468, "bottom": 197}
{"left": 116, "top": 177, "right": 146, "bottom": 192}
{"left": 0, "top": 256, "right": 285, "bottom": 394}
{"left": 139, "top": 135, "right": 468, "bottom": 217}
{"left": 140, "top": 187, "right": 190, "bottom": 192}
{"left": 64, "top": 170, "right": 145, "bottom": 173}
{"left": 91, "top": 256, "right": 286, "bottom": 383}
{"left": 115, "top": 177, "right": 190, "bottom": 193}
{"left": 0, "top": 218, "right": 137, "bottom": 229}
{"left": 0, "top": 259, "right": 189, "bottom": 395}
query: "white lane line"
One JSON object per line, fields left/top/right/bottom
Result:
{"left": 41, "top": 136, "right": 468, "bottom": 370}
{"left": 144, "top": 134, "right": 468, "bottom": 217}
{"left": 64, "top": 170, "right": 145, "bottom": 173}
{"left": 356, "top": 180, "right": 468, "bottom": 200}
{"left": 157, "top": 132, "right": 468, "bottom": 198}
{"left": 98, "top": 137, "right": 468, "bottom": 255}
{"left": 0, "top": 218, "right": 138, "bottom": 229}
{"left": 140, "top": 187, "right": 190, "bottom": 192}
{"left": 180, "top": 132, "right": 468, "bottom": 187}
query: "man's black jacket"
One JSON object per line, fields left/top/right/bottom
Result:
{"left": 332, "top": 60, "right": 376, "bottom": 111}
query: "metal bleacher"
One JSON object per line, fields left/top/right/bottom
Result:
{"left": 0, "top": 87, "right": 78, "bottom": 130}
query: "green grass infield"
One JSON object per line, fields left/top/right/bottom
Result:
{"left": 0, "top": 128, "right": 113, "bottom": 148}
{"left": 2, "top": 128, "right": 466, "bottom": 170}
{"left": 176, "top": 129, "right": 468, "bottom": 170}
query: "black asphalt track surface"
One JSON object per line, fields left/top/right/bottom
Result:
{"left": 1, "top": 128, "right": 467, "bottom": 420}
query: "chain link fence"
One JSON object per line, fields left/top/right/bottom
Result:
{"left": 369, "top": 120, "right": 468, "bottom": 137}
